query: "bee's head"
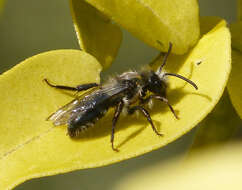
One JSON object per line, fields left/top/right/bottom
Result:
{"left": 142, "top": 71, "right": 167, "bottom": 96}
{"left": 143, "top": 42, "right": 198, "bottom": 95}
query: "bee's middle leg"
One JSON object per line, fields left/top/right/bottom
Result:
{"left": 44, "top": 78, "right": 98, "bottom": 91}
{"left": 128, "top": 106, "right": 163, "bottom": 136}
{"left": 111, "top": 101, "right": 124, "bottom": 152}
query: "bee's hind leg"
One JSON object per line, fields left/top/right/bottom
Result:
{"left": 111, "top": 101, "right": 124, "bottom": 152}
{"left": 128, "top": 106, "right": 163, "bottom": 136}
{"left": 43, "top": 78, "right": 99, "bottom": 92}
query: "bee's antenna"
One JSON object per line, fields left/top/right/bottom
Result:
{"left": 164, "top": 73, "right": 198, "bottom": 90}
{"left": 158, "top": 42, "right": 173, "bottom": 74}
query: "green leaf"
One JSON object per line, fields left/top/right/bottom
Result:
{"left": 230, "top": 21, "right": 242, "bottom": 52}
{"left": 227, "top": 21, "right": 242, "bottom": 119}
{"left": 70, "top": 0, "right": 122, "bottom": 68}
{"left": 238, "top": 0, "right": 242, "bottom": 20}
{"left": 227, "top": 50, "right": 242, "bottom": 119}
{"left": 83, "top": 0, "right": 200, "bottom": 54}
{"left": 0, "top": 17, "right": 230, "bottom": 189}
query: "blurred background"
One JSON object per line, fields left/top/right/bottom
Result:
{"left": 0, "top": 0, "right": 237, "bottom": 189}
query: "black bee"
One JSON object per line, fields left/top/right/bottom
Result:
{"left": 44, "top": 43, "right": 197, "bottom": 151}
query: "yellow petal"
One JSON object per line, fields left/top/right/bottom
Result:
{"left": 70, "top": 0, "right": 122, "bottom": 68}
{"left": 189, "top": 91, "right": 241, "bottom": 151}
{"left": 0, "top": 17, "right": 230, "bottom": 189}
{"left": 114, "top": 142, "right": 242, "bottom": 190}
{"left": 83, "top": 0, "right": 200, "bottom": 54}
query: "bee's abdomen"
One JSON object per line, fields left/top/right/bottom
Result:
{"left": 67, "top": 107, "right": 108, "bottom": 137}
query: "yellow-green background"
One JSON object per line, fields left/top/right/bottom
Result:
{"left": 0, "top": 0, "right": 240, "bottom": 189}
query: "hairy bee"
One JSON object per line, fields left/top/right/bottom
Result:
{"left": 44, "top": 43, "right": 197, "bottom": 151}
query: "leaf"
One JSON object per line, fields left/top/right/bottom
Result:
{"left": 70, "top": 0, "right": 122, "bottom": 68}
{"left": 83, "top": 0, "right": 200, "bottom": 54}
{"left": 0, "top": 50, "right": 102, "bottom": 189}
{"left": 0, "top": 17, "right": 230, "bottom": 189}
{"left": 114, "top": 142, "right": 242, "bottom": 190}
{"left": 227, "top": 50, "right": 242, "bottom": 119}
{"left": 227, "top": 21, "right": 242, "bottom": 119}
{"left": 189, "top": 91, "right": 242, "bottom": 151}
{"left": 188, "top": 18, "right": 239, "bottom": 153}
{"left": 199, "top": 16, "right": 224, "bottom": 35}
{"left": 238, "top": 0, "right": 242, "bottom": 20}
{"left": 230, "top": 21, "right": 242, "bottom": 52}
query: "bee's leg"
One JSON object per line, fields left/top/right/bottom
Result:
{"left": 76, "top": 83, "right": 99, "bottom": 91}
{"left": 111, "top": 101, "right": 124, "bottom": 152}
{"left": 141, "top": 95, "right": 178, "bottom": 119}
{"left": 128, "top": 106, "right": 163, "bottom": 136}
{"left": 44, "top": 78, "right": 98, "bottom": 91}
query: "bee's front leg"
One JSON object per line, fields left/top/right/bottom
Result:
{"left": 140, "top": 95, "right": 178, "bottom": 119}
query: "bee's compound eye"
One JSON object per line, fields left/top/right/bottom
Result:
{"left": 146, "top": 73, "right": 165, "bottom": 95}
{"left": 150, "top": 75, "right": 161, "bottom": 86}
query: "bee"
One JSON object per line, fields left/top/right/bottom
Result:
{"left": 44, "top": 43, "right": 197, "bottom": 151}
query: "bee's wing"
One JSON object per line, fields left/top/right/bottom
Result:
{"left": 47, "top": 87, "right": 102, "bottom": 126}
{"left": 93, "top": 80, "right": 128, "bottom": 97}
{"left": 47, "top": 99, "right": 81, "bottom": 126}
{"left": 47, "top": 80, "right": 129, "bottom": 126}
